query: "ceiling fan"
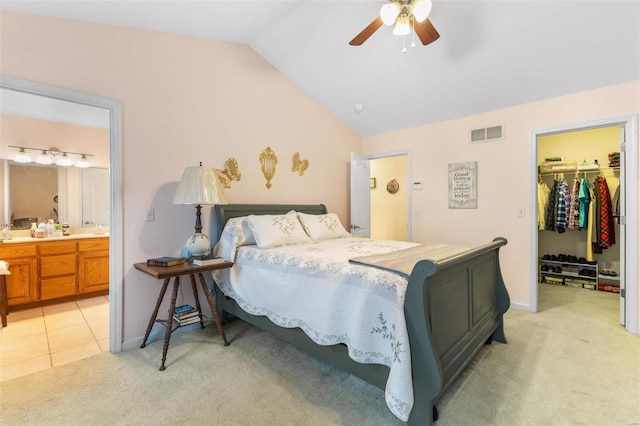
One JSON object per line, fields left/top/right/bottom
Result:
{"left": 349, "top": 0, "right": 440, "bottom": 47}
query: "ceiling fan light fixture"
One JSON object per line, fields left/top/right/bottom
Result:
{"left": 392, "top": 16, "right": 411, "bottom": 36}
{"left": 380, "top": 3, "right": 399, "bottom": 25}
{"left": 412, "top": 0, "right": 432, "bottom": 23}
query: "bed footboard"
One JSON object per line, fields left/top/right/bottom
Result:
{"left": 404, "top": 237, "right": 509, "bottom": 425}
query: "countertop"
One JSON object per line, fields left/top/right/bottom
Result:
{"left": 0, "top": 233, "right": 109, "bottom": 244}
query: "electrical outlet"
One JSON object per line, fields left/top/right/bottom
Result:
{"left": 517, "top": 208, "right": 526, "bottom": 217}
{"left": 145, "top": 208, "right": 155, "bottom": 222}
{"left": 413, "top": 208, "right": 422, "bottom": 216}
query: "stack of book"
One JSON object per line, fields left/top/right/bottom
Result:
{"left": 172, "top": 304, "right": 200, "bottom": 326}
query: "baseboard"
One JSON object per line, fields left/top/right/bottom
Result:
{"left": 509, "top": 302, "right": 531, "bottom": 312}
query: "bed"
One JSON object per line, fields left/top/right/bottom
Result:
{"left": 211, "top": 203, "right": 510, "bottom": 425}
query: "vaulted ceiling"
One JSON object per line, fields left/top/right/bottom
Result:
{"left": 2, "top": 1, "right": 639, "bottom": 137}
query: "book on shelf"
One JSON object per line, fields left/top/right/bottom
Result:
{"left": 174, "top": 315, "right": 201, "bottom": 326}
{"left": 173, "top": 304, "right": 197, "bottom": 318}
{"left": 191, "top": 256, "right": 226, "bottom": 266}
{"left": 147, "top": 256, "right": 185, "bottom": 267}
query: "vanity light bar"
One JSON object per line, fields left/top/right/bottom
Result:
{"left": 8, "top": 145, "right": 94, "bottom": 168}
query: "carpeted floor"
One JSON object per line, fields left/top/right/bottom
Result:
{"left": 1, "top": 284, "right": 638, "bottom": 425}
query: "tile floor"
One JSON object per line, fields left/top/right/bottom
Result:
{"left": 0, "top": 295, "right": 109, "bottom": 382}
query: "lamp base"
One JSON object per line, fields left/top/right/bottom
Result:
{"left": 185, "top": 233, "right": 210, "bottom": 258}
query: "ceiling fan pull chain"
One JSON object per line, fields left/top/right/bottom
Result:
{"left": 411, "top": 17, "right": 416, "bottom": 48}
{"left": 402, "top": 34, "right": 407, "bottom": 53}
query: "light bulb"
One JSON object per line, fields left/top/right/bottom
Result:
{"left": 393, "top": 16, "right": 411, "bottom": 36}
{"left": 412, "top": 0, "right": 432, "bottom": 23}
{"left": 14, "top": 148, "right": 31, "bottom": 163}
{"left": 57, "top": 153, "right": 73, "bottom": 167}
{"left": 36, "top": 150, "right": 52, "bottom": 165}
{"left": 75, "top": 155, "right": 90, "bottom": 168}
{"left": 380, "top": 3, "right": 400, "bottom": 25}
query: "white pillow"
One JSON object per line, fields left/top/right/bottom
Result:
{"left": 247, "top": 211, "right": 312, "bottom": 249}
{"left": 297, "top": 212, "right": 351, "bottom": 242}
{"left": 213, "top": 216, "right": 256, "bottom": 261}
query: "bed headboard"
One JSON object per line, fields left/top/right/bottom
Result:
{"left": 213, "top": 203, "right": 328, "bottom": 242}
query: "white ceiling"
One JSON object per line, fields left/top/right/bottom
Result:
{"left": 1, "top": 0, "right": 639, "bottom": 137}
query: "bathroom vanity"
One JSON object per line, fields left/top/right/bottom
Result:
{"left": 0, "top": 234, "right": 109, "bottom": 308}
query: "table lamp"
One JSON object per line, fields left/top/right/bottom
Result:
{"left": 173, "top": 162, "right": 228, "bottom": 259}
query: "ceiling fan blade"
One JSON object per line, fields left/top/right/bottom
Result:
{"left": 349, "top": 16, "right": 384, "bottom": 46}
{"left": 414, "top": 18, "right": 440, "bottom": 46}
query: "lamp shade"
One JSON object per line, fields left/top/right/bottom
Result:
{"left": 172, "top": 165, "right": 228, "bottom": 206}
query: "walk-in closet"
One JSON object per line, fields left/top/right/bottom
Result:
{"left": 537, "top": 126, "right": 621, "bottom": 298}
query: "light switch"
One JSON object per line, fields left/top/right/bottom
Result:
{"left": 145, "top": 208, "right": 155, "bottom": 222}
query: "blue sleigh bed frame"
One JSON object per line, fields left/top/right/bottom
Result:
{"left": 212, "top": 204, "right": 510, "bottom": 425}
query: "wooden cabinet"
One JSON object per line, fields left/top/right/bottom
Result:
{"left": 39, "top": 241, "right": 78, "bottom": 301}
{"left": 0, "top": 243, "right": 37, "bottom": 306}
{"left": 78, "top": 239, "right": 109, "bottom": 293}
{"left": 0, "top": 237, "right": 109, "bottom": 308}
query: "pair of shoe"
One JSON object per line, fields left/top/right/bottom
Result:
{"left": 601, "top": 269, "right": 618, "bottom": 276}
{"left": 579, "top": 269, "right": 597, "bottom": 277}
{"left": 541, "top": 264, "right": 562, "bottom": 273}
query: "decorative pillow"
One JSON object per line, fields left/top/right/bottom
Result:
{"left": 213, "top": 216, "right": 256, "bottom": 261}
{"left": 247, "top": 211, "right": 312, "bottom": 249}
{"left": 297, "top": 212, "right": 351, "bottom": 242}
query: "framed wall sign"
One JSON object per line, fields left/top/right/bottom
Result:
{"left": 448, "top": 161, "right": 477, "bottom": 209}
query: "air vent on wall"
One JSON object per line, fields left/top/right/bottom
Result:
{"left": 470, "top": 125, "right": 504, "bottom": 143}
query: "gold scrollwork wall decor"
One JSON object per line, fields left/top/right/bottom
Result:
{"left": 260, "top": 147, "right": 278, "bottom": 189}
{"left": 215, "top": 158, "right": 242, "bottom": 189}
{"left": 291, "top": 152, "right": 309, "bottom": 176}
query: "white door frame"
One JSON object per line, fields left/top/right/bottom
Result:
{"left": 365, "top": 149, "right": 413, "bottom": 241}
{"left": 1, "top": 76, "right": 124, "bottom": 350}
{"left": 528, "top": 115, "right": 638, "bottom": 334}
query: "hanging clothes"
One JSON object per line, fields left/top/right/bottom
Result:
{"left": 591, "top": 180, "right": 603, "bottom": 254}
{"left": 578, "top": 178, "right": 591, "bottom": 230}
{"left": 597, "top": 177, "right": 615, "bottom": 248}
{"left": 537, "top": 180, "right": 550, "bottom": 230}
{"left": 566, "top": 178, "right": 580, "bottom": 229}
{"left": 544, "top": 179, "right": 559, "bottom": 231}
{"left": 612, "top": 184, "right": 620, "bottom": 224}
{"left": 556, "top": 179, "right": 568, "bottom": 233}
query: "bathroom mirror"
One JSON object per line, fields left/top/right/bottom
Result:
{"left": 0, "top": 86, "right": 110, "bottom": 229}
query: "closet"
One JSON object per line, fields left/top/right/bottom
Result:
{"left": 537, "top": 126, "right": 621, "bottom": 293}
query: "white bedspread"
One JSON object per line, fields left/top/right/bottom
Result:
{"left": 213, "top": 237, "right": 459, "bottom": 421}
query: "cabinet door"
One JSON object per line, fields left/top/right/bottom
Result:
{"left": 79, "top": 250, "right": 109, "bottom": 292}
{"left": 5, "top": 257, "right": 37, "bottom": 306}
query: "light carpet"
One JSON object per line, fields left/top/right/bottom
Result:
{"left": 1, "top": 284, "right": 638, "bottom": 425}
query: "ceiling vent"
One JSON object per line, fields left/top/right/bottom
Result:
{"left": 470, "top": 125, "right": 504, "bottom": 143}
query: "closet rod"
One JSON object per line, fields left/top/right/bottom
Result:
{"left": 538, "top": 167, "right": 620, "bottom": 177}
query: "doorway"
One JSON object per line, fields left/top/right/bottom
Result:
{"left": 529, "top": 115, "right": 638, "bottom": 334}
{"left": 350, "top": 150, "right": 412, "bottom": 241}
{"left": 1, "top": 76, "right": 124, "bottom": 351}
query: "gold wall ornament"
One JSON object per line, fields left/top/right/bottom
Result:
{"left": 259, "top": 146, "right": 278, "bottom": 189}
{"left": 291, "top": 152, "right": 309, "bottom": 176}
{"left": 215, "top": 158, "right": 241, "bottom": 189}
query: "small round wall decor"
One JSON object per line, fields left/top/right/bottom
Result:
{"left": 386, "top": 179, "right": 399, "bottom": 194}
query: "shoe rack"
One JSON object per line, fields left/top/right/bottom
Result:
{"left": 539, "top": 255, "right": 599, "bottom": 290}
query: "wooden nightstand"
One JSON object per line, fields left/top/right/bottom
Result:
{"left": 134, "top": 260, "right": 232, "bottom": 370}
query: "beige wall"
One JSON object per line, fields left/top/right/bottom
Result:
{"left": 363, "top": 81, "right": 639, "bottom": 320}
{"left": 0, "top": 11, "right": 361, "bottom": 346}
{"left": 370, "top": 155, "right": 409, "bottom": 241}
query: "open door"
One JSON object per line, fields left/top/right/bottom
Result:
{"left": 350, "top": 152, "right": 370, "bottom": 237}
{"left": 618, "top": 125, "right": 626, "bottom": 326}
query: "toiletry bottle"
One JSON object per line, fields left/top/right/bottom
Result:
{"left": 62, "top": 223, "right": 70, "bottom": 236}
{"left": 30, "top": 223, "right": 37, "bottom": 238}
